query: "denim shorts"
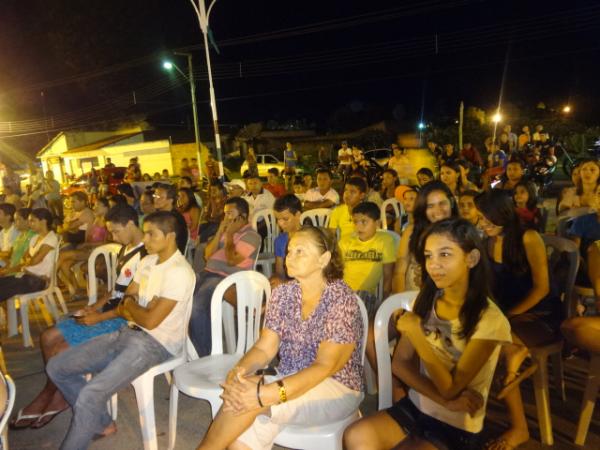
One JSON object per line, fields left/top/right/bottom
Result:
{"left": 386, "top": 397, "right": 482, "bottom": 450}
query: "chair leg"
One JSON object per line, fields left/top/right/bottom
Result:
{"left": 38, "top": 298, "right": 54, "bottom": 327}
{"left": 575, "top": 355, "right": 600, "bottom": 445}
{"left": 109, "top": 393, "right": 118, "bottom": 421}
{"left": 44, "top": 294, "right": 60, "bottom": 323}
{"left": 19, "top": 299, "right": 33, "bottom": 348}
{"left": 168, "top": 383, "right": 179, "bottom": 450}
{"left": 54, "top": 287, "right": 68, "bottom": 315}
{"left": 531, "top": 354, "right": 553, "bottom": 445}
{"left": 7, "top": 300, "right": 17, "bottom": 337}
{"left": 132, "top": 375, "right": 158, "bottom": 450}
{"left": 550, "top": 351, "right": 565, "bottom": 402}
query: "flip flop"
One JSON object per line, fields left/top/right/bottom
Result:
{"left": 484, "top": 437, "right": 517, "bottom": 450}
{"left": 30, "top": 408, "right": 67, "bottom": 429}
{"left": 496, "top": 362, "right": 539, "bottom": 400}
{"left": 8, "top": 408, "right": 42, "bottom": 429}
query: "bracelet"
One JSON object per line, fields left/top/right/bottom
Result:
{"left": 276, "top": 379, "right": 287, "bottom": 403}
{"left": 256, "top": 376, "right": 265, "bottom": 407}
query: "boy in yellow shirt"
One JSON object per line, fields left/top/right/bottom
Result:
{"left": 338, "top": 201, "right": 395, "bottom": 317}
{"left": 328, "top": 177, "right": 367, "bottom": 240}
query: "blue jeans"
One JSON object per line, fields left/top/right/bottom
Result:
{"left": 47, "top": 327, "right": 171, "bottom": 450}
{"left": 189, "top": 271, "right": 225, "bottom": 357}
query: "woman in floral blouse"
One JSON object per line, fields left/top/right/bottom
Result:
{"left": 198, "top": 226, "right": 364, "bottom": 450}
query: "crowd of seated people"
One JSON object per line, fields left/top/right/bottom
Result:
{"left": 1, "top": 132, "right": 599, "bottom": 450}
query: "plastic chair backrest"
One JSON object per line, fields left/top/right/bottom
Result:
{"left": 541, "top": 234, "right": 580, "bottom": 320}
{"left": 209, "top": 271, "right": 271, "bottom": 356}
{"left": 556, "top": 216, "right": 574, "bottom": 238}
{"left": 299, "top": 208, "right": 331, "bottom": 227}
{"left": 374, "top": 291, "right": 418, "bottom": 410}
{"left": 354, "top": 295, "right": 369, "bottom": 365}
{"left": 380, "top": 198, "right": 403, "bottom": 227}
{"left": 49, "top": 236, "right": 63, "bottom": 289}
{"left": 87, "top": 243, "right": 123, "bottom": 305}
{"left": 251, "top": 209, "right": 279, "bottom": 255}
{"left": 0, "top": 372, "right": 16, "bottom": 443}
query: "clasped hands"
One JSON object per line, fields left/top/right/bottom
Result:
{"left": 220, "top": 366, "right": 264, "bottom": 416}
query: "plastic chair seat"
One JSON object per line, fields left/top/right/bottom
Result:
{"left": 172, "top": 354, "right": 238, "bottom": 397}
{"left": 274, "top": 410, "right": 361, "bottom": 450}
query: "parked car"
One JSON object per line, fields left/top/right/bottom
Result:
{"left": 240, "top": 153, "right": 303, "bottom": 177}
{"left": 61, "top": 166, "right": 126, "bottom": 197}
{"left": 363, "top": 148, "right": 391, "bottom": 167}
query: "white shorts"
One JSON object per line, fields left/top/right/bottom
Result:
{"left": 237, "top": 376, "right": 363, "bottom": 450}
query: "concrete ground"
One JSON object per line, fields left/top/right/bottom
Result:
{"left": 5, "top": 184, "right": 600, "bottom": 449}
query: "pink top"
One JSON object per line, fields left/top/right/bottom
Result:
{"left": 182, "top": 210, "right": 199, "bottom": 241}
{"left": 87, "top": 224, "right": 107, "bottom": 243}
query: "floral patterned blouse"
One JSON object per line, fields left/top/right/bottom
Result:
{"left": 264, "top": 279, "right": 364, "bottom": 391}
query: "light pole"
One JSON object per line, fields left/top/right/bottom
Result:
{"left": 162, "top": 53, "right": 203, "bottom": 179}
{"left": 189, "top": 0, "right": 224, "bottom": 179}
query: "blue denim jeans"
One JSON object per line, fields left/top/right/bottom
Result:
{"left": 47, "top": 327, "right": 171, "bottom": 450}
{"left": 188, "top": 271, "right": 225, "bottom": 357}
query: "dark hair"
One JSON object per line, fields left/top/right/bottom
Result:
{"left": 180, "top": 176, "right": 193, "bottom": 186}
{"left": 242, "top": 170, "right": 260, "bottom": 180}
{"left": 475, "top": 189, "right": 529, "bottom": 275}
{"left": 345, "top": 176, "right": 368, "bottom": 194}
{"left": 224, "top": 197, "right": 250, "bottom": 219}
{"left": 296, "top": 226, "right": 344, "bottom": 281}
{"left": 382, "top": 169, "right": 400, "bottom": 188}
{"left": 178, "top": 187, "right": 200, "bottom": 212}
{"left": 268, "top": 167, "right": 280, "bottom": 176}
{"left": 105, "top": 204, "right": 139, "bottom": 227}
{"left": 352, "top": 201, "right": 380, "bottom": 221}
{"left": 315, "top": 168, "right": 332, "bottom": 178}
{"left": 416, "top": 167, "right": 434, "bottom": 178}
{"left": 155, "top": 183, "right": 177, "bottom": 201}
{"left": 410, "top": 180, "right": 458, "bottom": 257}
{"left": 459, "top": 189, "right": 479, "bottom": 200}
{"left": 514, "top": 181, "right": 538, "bottom": 210}
{"left": 209, "top": 181, "right": 227, "bottom": 197}
{"left": 413, "top": 218, "right": 491, "bottom": 339}
{"left": 109, "top": 194, "right": 128, "bottom": 206}
{"left": 292, "top": 176, "right": 304, "bottom": 186}
{"left": 143, "top": 211, "right": 180, "bottom": 237}
{"left": 31, "top": 208, "right": 54, "bottom": 231}
{"left": 16, "top": 207, "right": 31, "bottom": 221}
{"left": 274, "top": 194, "right": 302, "bottom": 214}
{"left": 575, "top": 158, "right": 600, "bottom": 195}
{"left": 117, "top": 183, "right": 135, "bottom": 199}
{"left": 96, "top": 197, "right": 109, "bottom": 210}
{"left": 440, "top": 161, "right": 463, "bottom": 193}
{"left": 0, "top": 203, "right": 16, "bottom": 221}
{"left": 71, "top": 191, "right": 88, "bottom": 204}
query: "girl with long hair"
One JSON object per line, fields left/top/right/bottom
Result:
{"left": 177, "top": 187, "right": 201, "bottom": 243}
{"left": 345, "top": 219, "right": 511, "bottom": 450}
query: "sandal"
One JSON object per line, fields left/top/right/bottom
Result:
{"left": 9, "top": 408, "right": 42, "bottom": 429}
{"left": 496, "top": 362, "right": 539, "bottom": 400}
{"left": 30, "top": 408, "right": 67, "bottom": 429}
{"left": 484, "top": 437, "right": 517, "bottom": 450}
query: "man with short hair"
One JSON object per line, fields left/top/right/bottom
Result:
{"left": 302, "top": 168, "right": 340, "bottom": 210}
{"left": 328, "top": 177, "right": 367, "bottom": 240}
{"left": 272, "top": 194, "right": 303, "bottom": 283}
{"left": 0, "top": 203, "right": 18, "bottom": 265}
{"left": 188, "top": 197, "right": 261, "bottom": 356}
{"left": 117, "top": 183, "right": 139, "bottom": 213}
{"left": 264, "top": 168, "right": 286, "bottom": 198}
{"left": 47, "top": 211, "right": 195, "bottom": 449}
{"left": 151, "top": 183, "right": 188, "bottom": 253}
{"left": 242, "top": 173, "right": 275, "bottom": 217}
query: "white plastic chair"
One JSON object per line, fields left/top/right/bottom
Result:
{"left": 379, "top": 198, "right": 403, "bottom": 229}
{"left": 168, "top": 271, "right": 271, "bottom": 450}
{"left": 251, "top": 209, "right": 279, "bottom": 278}
{"left": 6, "top": 238, "right": 68, "bottom": 347}
{"left": 574, "top": 353, "right": 600, "bottom": 445}
{"left": 86, "top": 243, "right": 122, "bottom": 305}
{"left": 300, "top": 208, "right": 332, "bottom": 227}
{"left": 374, "top": 291, "right": 418, "bottom": 410}
{"left": 0, "top": 372, "right": 16, "bottom": 450}
{"left": 111, "top": 274, "right": 196, "bottom": 450}
{"left": 272, "top": 295, "right": 368, "bottom": 450}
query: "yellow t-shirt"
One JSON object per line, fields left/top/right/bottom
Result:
{"left": 328, "top": 204, "right": 355, "bottom": 240}
{"left": 339, "top": 231, "right": 396, "bottom": 293}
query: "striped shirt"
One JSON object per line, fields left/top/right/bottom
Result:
{"left": 205, "top": 224, "right": 261, "bottom": 276}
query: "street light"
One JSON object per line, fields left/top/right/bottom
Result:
{"left": 162, "top": 54, "right": 203, "bottom": 179}
{"left": 492, "top": 112, "right": 502, "bottom": 123}
{"left": 562, "top": 105, "right": 572, "bottom": 114}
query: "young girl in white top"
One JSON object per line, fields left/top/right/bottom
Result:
{"left": 0, "top": 208, "right": 58, "bottom": 302}
{"left": 345, "top": 218, "right": 511, "bottom": 450}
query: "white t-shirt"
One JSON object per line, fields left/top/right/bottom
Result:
{"left": 303, "top": 187, "right": 340, "bottom": 206}
{"left": 133, "top": 250, "right": 196, "bottom": 355}
{"left": 0, "top": 224, "right": 19, "bottom": 253}
{"left": 26, "top": 231, "right": 58, "bottom": 278}
{"left": 408, "top": 299, "right": 511, "bottom": 433}
{"left": 338, "top": 148, "right": 353, "bottom": 164}
{"left": 243, "top": 189, "right": 275, "bottom": 217}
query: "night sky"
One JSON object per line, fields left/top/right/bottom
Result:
{"left": 1, "top": 0, "right": 599, "bottom": 155}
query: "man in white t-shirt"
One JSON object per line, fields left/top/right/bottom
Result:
{"left": 0, "top": 203, "right": 18, "bottom": 266}
{"left": 47, "top": 211, "right": 195, "bottom": 449}
{"left": 303, "top": 168, "right": 340, "bottom": 210}
{"left": 338, "top": 140, "right": 353, "bottom": 179}
{"left": 242, "top": 173, "right": 275, "bottom": 217}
